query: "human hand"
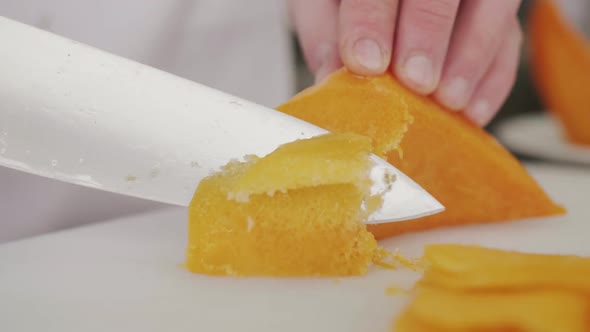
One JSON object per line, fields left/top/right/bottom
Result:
{"left": 289, "top": 0, "right": 523, "bottom": 126}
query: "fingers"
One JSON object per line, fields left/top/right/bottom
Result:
{"left": 293, "top": 0, "right": 523, "bottom": 126}
{"left": 434, "top": 0, "right": 522, "bottom": 111}
{"left": 393, "top": 0, "right": 460, "bottom": 94}
{"left": 339, "top": 0, "right": 399, "bottom": 75}
{"left": 465, "top": 20, "right": 523, "bottom": 126}
{"left": 290, "top": 0, "right": 342, "bottom": 82}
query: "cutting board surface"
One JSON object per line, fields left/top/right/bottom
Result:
{"left": 1, "top": 164, "right": 589, "bottom": 332}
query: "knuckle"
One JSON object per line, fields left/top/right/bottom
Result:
{"left": 345, "top": 0, "right": 396, "bottom": 12}
{"left": 343, "top": 0, "right": 397, "bottom": 25}
{"left": 462, "top": 37, "right": 492, "bottom": 65}
{"left": 451, "top": 13, "right": 520, "bottom": 75}
{"left": 454, "top": 45, "right": 493, "bottom": 77}
{"left": 341, "top": 0, "right": 398, "bottom": 40}
{"left": 408, "top": 0, "right": 457, "bottom": 32}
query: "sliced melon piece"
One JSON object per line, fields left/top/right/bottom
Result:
{"left": 419, "top": 244, "right": 590, "bottom": 294}
{"left": 186, "top": 133, "right": 387, "bottom": 277}
{"left": 277, "top": 69, "right": 564, "bottom": 239}
{"left": 528, "top": 0, "right": 590, "bottom": 145}
{"left": 394, "top": 287, "right": 590, "bottom": 332}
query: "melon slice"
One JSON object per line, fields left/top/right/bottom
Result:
{"left": 277, "top": 70, "right": 414, "bottom": 158}
{"left": 394, "top": 287, "right": 590, "bottom": 332}
{"left": 394, "top": 244, "right": 590, "bottom": 332}
{"left": 419, "top": 244, "right": 590, "bottom": 294}
{"left": 528, "top": 0, "right": 590, "bottom": 145}
{"left": 229, "top": 132, "right": 374, "bottom": 202}
{"left": 185, "top": 133, "right": 391, "bottom": 277}
{"left": 277, "top": 69, "right": 564, "bottom": 239}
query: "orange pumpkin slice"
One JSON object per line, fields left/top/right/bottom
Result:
{"left": 277, "top": 69, "right": 565, "bottom": 239}
{"left": 229, "top": 132, "right": 373, "bottom": 202}
{"left": 394, "top": 287, "right": 590, "bottom": 332}
{"left": 420, "top": 244, "right": 590, "bottom": 294}
{"left": 528, "top": 0, "right": 590, "bottom": 145}
{"left": 186, "top": 133, "right": 382, "bottom": 277}
{"left": 277, "top": 70, "right": 414, "bottom": 158}
{"left": 394, "top": 244, "right": 590, "bottom": 332}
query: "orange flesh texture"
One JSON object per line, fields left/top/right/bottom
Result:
{"left": 420, "top": 244, "right": 590, "bottom": 294}
{"left": 276, "top": 70, "right": 414, "bottom": 158}
{"left": 394, "top": 244, "right": 590, "bottom": 332}
{"left": 394, "top": 287, "right": 590, "bottom": 332}
{"left": 528, "top": 0, "right": 590, "bottom": 145}
{"left": 230, "top": 132, "right": 373, "bottom": 201}
{"left": 186, "top": 133, "right": 380, "bottom": 277}
{"left": 276, "top": 69, "right": 564, "bottom": 239}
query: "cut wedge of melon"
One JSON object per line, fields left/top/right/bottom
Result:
{"left": 277, "top": 69, "right": 565, "bottom": 239}
{"left": 394, "top": 244, "right": 590, "bottom": 332}
{"left": 419, "top": 244, "right": 590, "bottom": 294}
{"left": 528, "top": 0, "right": 590, "bottom": 145}
{"left": 186, "top": 133, "right": 384, "bottom": 277}
{"left": 229, "top": 132, "right": 373, "bottom": 202}
{"left": 394, "top": 287, "right": 590, "bottom": 332}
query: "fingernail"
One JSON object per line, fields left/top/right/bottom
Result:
{"left": 468, "top": 100, "right": 492, "bottom": 126}
{"left": 438, "top": 77, "right": 470, "bottom": 110}
{"left": 353, "top": 38, "right": 384, "bottom": 71}
{"left": 402, "top": 54, "right": 434, "bottom": 90}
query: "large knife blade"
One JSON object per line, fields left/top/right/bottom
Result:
{"left": 0, "top": 17, "right": 443, "bottom": 223}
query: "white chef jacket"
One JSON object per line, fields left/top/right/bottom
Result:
{"left": 0, "top": 0, "right": 295, "bottom": 242}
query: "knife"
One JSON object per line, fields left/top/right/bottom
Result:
{"left": 0, "top": 17, "right": 443, "bottom": 224}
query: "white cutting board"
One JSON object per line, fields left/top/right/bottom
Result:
{"left": 1, "top": 163, "right": 589, "bottom": 332}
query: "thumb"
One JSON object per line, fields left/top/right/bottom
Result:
{"left": 290, "top": 0, "right": 342, "bottom": 83}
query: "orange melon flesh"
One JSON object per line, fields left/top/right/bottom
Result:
{"left": 277, "top": 70, "right": 414, "bottom": 157}
{"left": 419, "top": 244, "right": 590, "bottom": 294}
{"left": 394, "top": 287, "right": 590, "bottom": 332}
{"left": 277, "top": 69, "right": 565, "bottom": 239}
{"left": 229, "top": 132, "right": 373, "bottom": 202}
{"left": 185, "top": 133, "right": 383, "bottom": 277}
{"left": 393, "top": 244, "right": 590, "bottom": 331}
{"left": 528, "top": 0, "right": 590, "bottom": 145}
